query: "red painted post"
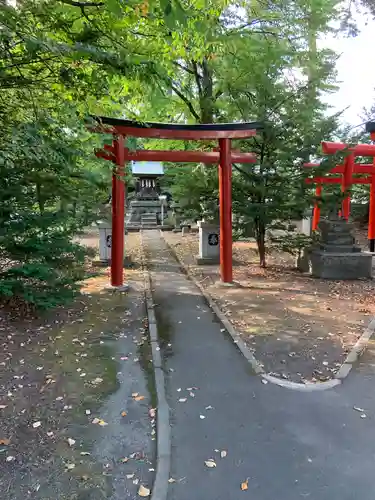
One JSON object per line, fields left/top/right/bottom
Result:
{"left": 218, "top": 138, "right": 233, "bottom": 283}
{"left": 111, "top": 135, "right": 125, "bottom": 287}
{"left": 342, "top": 154, "right": 354, "bottom": 220}
{"left": 369, "top": 160, "right": 375, "bottom": 252}
{"left": 312, "top": 184, "right": 322, "bottom": 231}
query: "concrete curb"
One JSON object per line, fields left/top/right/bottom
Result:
{"left": 140, "top": 231, "right": 171, "bottom": 500}
{"left": 161, "top": 232, "right": 375, "bottom": 392}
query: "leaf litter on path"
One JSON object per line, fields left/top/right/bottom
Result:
{"left": 92, "top": 417, "right": 108, "bottom": 426}
{"left": 138, "top": 485, "right": 150, "bottom": 497}
{"left": 241, "top": 479, "right": 249, "bottom": 491}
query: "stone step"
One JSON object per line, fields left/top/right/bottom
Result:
{"left": 141, "top": 213, "right": 158, "bottom": 227}
{"left": 318, "top": 244, "right": 362, "bottom": 253}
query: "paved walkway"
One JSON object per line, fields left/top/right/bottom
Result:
{"left": 143, "top": 230, "right": 375, "bottom": 500}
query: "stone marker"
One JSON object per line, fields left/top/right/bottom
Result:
{"left": 96, "top": 220, "right": 127, "bottom": 266}
{"left": 97, "top": 220, "right": 113, "bottom": 262}
{"left": 310, "top": 216, "right": 372, "bottom": 279}
{"left": 196, "top": 221, "right": 220, "bottom": 265}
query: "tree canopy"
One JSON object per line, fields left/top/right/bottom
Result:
{"left": 0, "top": 0, "right": 366, "bottom": 306}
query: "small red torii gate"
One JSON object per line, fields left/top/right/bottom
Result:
{"left": 92, "top": 117, "right": 262, "bottom": 287}
{"left": 304, "top": 138, "right": 375, "bottom": 251}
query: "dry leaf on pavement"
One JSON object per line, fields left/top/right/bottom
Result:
{"left": 121, "top": 411, "right": 127, "bottom": 417}
{"left": 138, "top": 485, "right": 150, "bottom": 497}
{"left": 92, "top": 418, "right": 108, "bottom": 426}
{"left": 241, "top": 479, "right": 249, "bottom": 491}
{"left": 67, "top": 438, "right": 76, "bottom": 447}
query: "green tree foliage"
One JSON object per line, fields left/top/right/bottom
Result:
{"left": 138, "top": 0, "right": 343, "bottom": 266}
{"left": 0, "top": 97, "right": 108, "bottom": 309}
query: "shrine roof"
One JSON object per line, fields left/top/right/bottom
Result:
{"left": 131, "top": 161, "right": 164, "bottom": 175}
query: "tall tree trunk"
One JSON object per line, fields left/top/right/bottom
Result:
{"left": 199, "top": 59, "right": 214, "bottom": 123}
{"left": 256, "top": 220, "right": 267, "bottom": 268}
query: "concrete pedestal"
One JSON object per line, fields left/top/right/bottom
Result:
{"left": 196, "top": 221, "right": 220, "bottom": 265}
{"left": 310, "top": 218, "right": 373, "bottom": 279}
{"left": 310, "top": 251, "right": 373, "bottom": 279}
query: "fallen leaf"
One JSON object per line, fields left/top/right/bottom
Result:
{"left": 205, "top": 459, "right": 217, "bottom": 468}
{"left": 92, "top": 418, "right": 108, "bottom": 426}
{"left": 32, "top": 421, "right": 41, "bottom": 429}
{"left": 220, "top": 450, "right": 227, "bottom": 458}
{"left": 178, "top": 398, "right": 187, "bottom": 403}
{"left": 241, "top": 479, "right": 249, "bottom": 491}
{"left": 121, "top": 411, "right": 127, "bottom": 417}
{"left": 67, "top": 438, "right": 76, "bottom": 447}
{"left": 138, "top": 485, "right": 150, "bottom": 497}
{"left": 133, "top": 394, "right": 145, "bottom": 401}
{"left": 132, "top": 392, "right": 139, "bottom": 398}
{"left": 0, "top": 438, "right": 10, "bottom": 446}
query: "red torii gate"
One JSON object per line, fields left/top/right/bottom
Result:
{"left": 304, "top": 140, "right": 375, "bottom": 251}
{"left": 92, "top": 117, "right": 262, "bottom": 287}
